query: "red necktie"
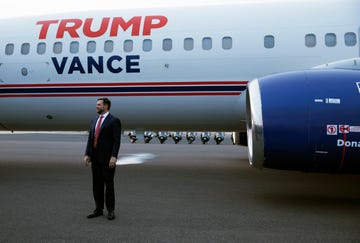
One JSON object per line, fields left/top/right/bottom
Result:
{"left": 93, "top": 115, "right": 103, "bottom": 148}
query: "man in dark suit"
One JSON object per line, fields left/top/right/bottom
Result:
{"left": 84, "top": 98, "right": 121, "bottom": 220}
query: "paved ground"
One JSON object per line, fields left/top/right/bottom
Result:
{"left": 0, "top": 133, "right": 359, "bottom": 242}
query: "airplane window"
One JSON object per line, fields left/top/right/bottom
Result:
{"left": 305, "top": 34, "right": 316, "bottom": 47}
{"left": 104, "top": 40, "right": 114, "bottom": 53}
{"left": 264, "top": 35, "right": 275, "bottom": 49}
{"left": 37, "top": 42, "right": 46, "bottom": 55}
{"left": 70, "top": 41, "right": 79, "bottom": 54}
{"left": 222, "top": 37, "right": 232, "bottom": 50}
{"left": 87, "top": 41, "right": 96, "bottom": 53}
{"left": 325, "top": 33, "right": 337, "bottom": 47}
{"left": 53, "top": 42, "right": 62, "bottom": 54}
{"left": 202, "top": 37, "right": 212, "bottom": 50}
{"left": 21, "top": 43, "right": 30, "bottom": 55}
{"left": 124, "top": 40, "right": 133, "bottom": 52}
{"left": 5, "top": 43, "right": 14, "bottom": 55}
{"left": 345, "top": 32, "right": 357, "bottom": 46}
{"left": 143, "top": 39, "right": 152, "bottom": 52}
{"left": 163, "top": 38, "right": 172, "bottom": 51}
{"left": 184, "top": 38, "right": 194, "bottom": 51}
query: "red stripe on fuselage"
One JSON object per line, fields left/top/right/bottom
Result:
{"left": 0, "top": 81, "right": 248, "bottom": 88}
{"left": 0, "top": 92, "right": 242, "bottom": 98}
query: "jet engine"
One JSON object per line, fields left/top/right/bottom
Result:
{"left": 128, "top": 131, "right": 138, "bottom": 143}
{"left": 246, "top": 69, "right": 360, "bottom": 173}
{"left": 214, "top": 132, "right": 225, "bottom": 145}
{"left": 144, "top": 131, "right": 155, "bottom": 143}
{"left": 186, "top": 132, "right": 196, "bottom": 144}
{"left": 171, "top": 132, "right": 183, "bottom": 144}
{"left": 157, "top": 131, "right": 168, "bottom": 144}
{"left": 200, "top": 132, "right": 211, "bottom": 144}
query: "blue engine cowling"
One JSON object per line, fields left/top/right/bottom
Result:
{"left": 246, "top": 69, "right": 360, "bottom": 173}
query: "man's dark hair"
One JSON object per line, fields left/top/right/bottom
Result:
{"left": 98, "top": 97, "right": 111, "bottom": 110}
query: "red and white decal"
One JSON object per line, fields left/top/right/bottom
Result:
{"left": 339, "top": 124, "right": 350, "bottom": 134}
{"left": 327, "top": 125, "right": 337, "bottom": 135}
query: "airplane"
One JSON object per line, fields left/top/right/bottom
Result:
{"left": 0, "top": 0, "right": 359, "bottom": 173}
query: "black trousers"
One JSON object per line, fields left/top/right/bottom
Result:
{"left": 91, "top": 157, "right": 116, "bottom": 211}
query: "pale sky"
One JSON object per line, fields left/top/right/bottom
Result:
{"left": 0, "top": 0, "right": 251, "bottom": 18}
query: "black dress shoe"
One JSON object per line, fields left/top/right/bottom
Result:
{"left": 107, "top": 211, "right": 115, "bottom": 220}
{"left": 87, "top": 210, "right": 103, "bottom": 218}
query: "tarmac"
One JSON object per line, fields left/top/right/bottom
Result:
{"left": 0, "top": 133, "right": 359, "bottom": 242}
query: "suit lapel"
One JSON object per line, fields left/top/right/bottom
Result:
{"left": 92, "top": 117, "right": 98, "bottom": 135}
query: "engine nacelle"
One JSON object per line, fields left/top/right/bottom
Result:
{"left": 246, "top": 69, "right": 360, "bottom": 173}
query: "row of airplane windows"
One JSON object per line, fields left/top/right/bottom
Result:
{"left": 3, "top": 32, "right": 357, "bottom": 56}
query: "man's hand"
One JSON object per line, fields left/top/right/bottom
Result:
{"left": 109, "top": 156, "right": 117, "bottom": 168}
{"left": 84, "top": 156, "right": 91, "bottom": 167}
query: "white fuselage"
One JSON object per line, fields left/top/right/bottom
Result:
{"left": 0, "top": 0, "right": 359, "bottom": 131}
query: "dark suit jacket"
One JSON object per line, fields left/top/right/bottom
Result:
{"left": 85, "top": 113, "right": 121, "bottom": 163}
